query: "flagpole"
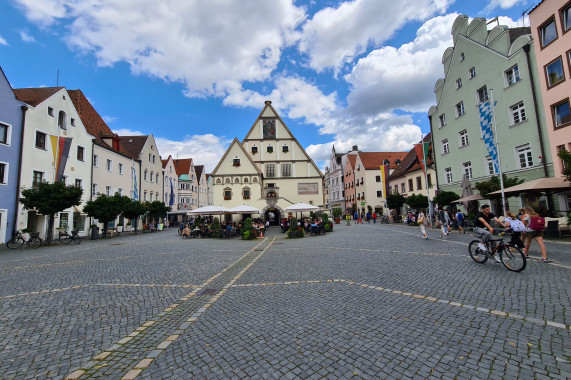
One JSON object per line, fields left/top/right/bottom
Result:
{"left": 490, "top": 89, "right": 506, "bottom": 217}
{"left": 421, "top": 134, "right": 432, "bottom": 228}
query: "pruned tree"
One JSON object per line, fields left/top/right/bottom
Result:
{"left": 405, "top": 193, "right": 429, "bottom": 211}
{"left": 433, "top": 191, "right": 460, "bottom": 208}
{"left": 145, "top": 201, "right": 170, "bottom": 225}
{"left": 386, "top": 192, "right": 406, "bottom": 211}
{"left": 475, "top": 174, "right": 524, "bottom": 213}
{"left": 83, "top": 193, "right": 126, "bottom": 237}
{"left": 122, "top": 200, "right": 147, "bottom": 234}
{"left": 19, "top": 181, "right": 83, "bottom": 244}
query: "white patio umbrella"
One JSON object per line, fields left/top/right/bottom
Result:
{"left": 228, "top": 204, "right": 262, "bottom": 214}
{"left": 284, "top": 202, "right": 320, "bottom": 219}
{"left": 284, "top": 203, "right": 320, "bottom": 212}
{"left": 187, "top": 205, "right": 230, "bottom": 215}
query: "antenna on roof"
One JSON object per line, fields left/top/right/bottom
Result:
{"left": 56, "top": 69, "right": 59, "bottom": 87}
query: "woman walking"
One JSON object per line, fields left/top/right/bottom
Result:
{"left": 522, "top": 206, "right": 549, "bottom": 262}
{"left": 418, "top": 209, "right": 428, "bottom": 239}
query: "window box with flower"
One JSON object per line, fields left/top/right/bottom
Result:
{"left": 243, "top": 195, "right": 250, "bottom": 199}
{"left": 232, "top": 158, "right": 241, "bottom": 167}
{"left": 224, "top": 196, "right": 231, "bottom": 200}
{"left": 267, "top": 146, "right": 273, "bottom": 153}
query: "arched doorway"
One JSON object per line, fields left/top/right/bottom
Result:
{"left": 265, "top": 208, "right": 280, "bottom": 226}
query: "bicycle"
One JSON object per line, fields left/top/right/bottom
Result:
{"left": 58, "top": 229, "right": 81, "bottom": 245}
{"left": 468, "top": 230, "right": 526, "bottom": 272}
{"left": 6, "top": 230, "right": 43, "bottom": 249}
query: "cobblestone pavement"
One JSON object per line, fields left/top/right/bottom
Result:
{"left": 0, "top": 223, "right": 569, "bottom": 379}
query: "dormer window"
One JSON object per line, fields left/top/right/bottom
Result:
{"left": 233, "top": 158, "right": 241, "bottom": 167}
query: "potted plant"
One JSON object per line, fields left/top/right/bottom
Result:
{"left": 332, "top": 208, "right": 343, "bottom": 224}
{"left": 117, "top": 222, "right": 124, "bottom": 233}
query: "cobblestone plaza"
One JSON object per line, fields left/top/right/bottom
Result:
{"left": 1, "top": 224, "right": 570, "bottom": 379}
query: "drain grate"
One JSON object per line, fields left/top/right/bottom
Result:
{"left": 109, "top": 243, "right": 124, "bottom": 246}
{"left": 196, "top": 288, "right": 220, "bottom": 296}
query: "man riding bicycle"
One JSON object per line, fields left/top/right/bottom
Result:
{"left": 474, "top": 204, "right": 506, "bottom": 263}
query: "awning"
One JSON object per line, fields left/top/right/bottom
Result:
{"left": 453, "top": 194, "right": 485, "bottom": 203}
{"left": 284, "top": 203, "right": 320, "bottom": 212}
{"left": 488, "top": 177, "right": 570, "bottom": 196}
{"left": 228, "top": 204, "right": 262, "bottom": 214}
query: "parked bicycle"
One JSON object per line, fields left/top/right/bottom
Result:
{"left": 468, "top": 230, "right": 526, "bottom": 272}
{"left": 6, "top": 230, "right": 43, "bottom": 249}
{"left": 58, "top": 229, "right": 81, "bottom": 245}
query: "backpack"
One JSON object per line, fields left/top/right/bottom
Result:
{"left": 509, "top": 218, "right": 526, "bottom": 232}
{"left": 529, "top": 216, "right": 546, "bottom": 231}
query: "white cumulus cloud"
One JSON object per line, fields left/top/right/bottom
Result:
{"left": 343, "top": 13, "right": 457, "bottom": 116}
{"left": 13, "top": 0, "right": 306, "bottom": 98}
{"left": 154, "top": 134, "right": 230, "bottom": 173}
{"left": 298, "top": 0, "right": 453, "bottom": 72}
{"left": 19, "top": 31, "right": 37, "bottom": 43}
{"left": 0, "top": 35, "right": 8, "bottom": 45}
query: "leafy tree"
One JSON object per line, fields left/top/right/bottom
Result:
{"left": 83, "top": 193, "right": 126, "bottom": 237}
{"left": 332, "top": 208, "right": 343, "bottom": 219}
{"left": 405, "top": 194, "right": 429, "bottom": 210}
{"left": 122, "top": 200, "right": 147, "bottom": 234}
{"left": 557, "top": 149, "right": 571, "bottom": 182}
{"left": 475, "top": 174, "right": 524, "bottom": 213}
{"left": 433, "top": 191, "right": 460, "bottom": 208}
{"left": 19, "top": 181, "right": 83, "bottom": 244}
{"left": 145, "top": 201, "right": 170, "bottom": 224}
{"left": 386, "top": 192, "right": 406, "bottom": 211}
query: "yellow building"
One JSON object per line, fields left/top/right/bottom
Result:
{"left": 211, "top": 101, "right": 323, "bottom": 224}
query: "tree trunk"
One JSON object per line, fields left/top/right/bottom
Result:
{"left": 134, "top": 217, "right": 138, "bottom": 234}
{"left": 47, "top": 214, "right": 55, "bottom": 244}
{"left": 103, "top": 222, "right": 108, "bottom": 238}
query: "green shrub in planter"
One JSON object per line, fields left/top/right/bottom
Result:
{"left": 242, "top": 217, "right": 256, "bottom": 240}
{"left": 286, "top": 217, "right": 305, "bottom": 238}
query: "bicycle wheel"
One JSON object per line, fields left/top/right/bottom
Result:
{"left": 28, "top": 237, "right": 42, "bottom": 249}
{"left": 72, "top": 235, "right": 81, "bottom": 245}
{"left": 59, "top": 234, "right": 72, "bottom": 244}
{"left": 500, "top": 244, "right": 526, "bottom": 272}
{"left": 6, "top": 237, "right": 25, "bottom": 249}
{"left": 468, "top": 240, "right": 488, "bottom": 264}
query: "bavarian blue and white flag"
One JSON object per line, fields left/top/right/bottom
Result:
{"left": 479, "top": 100, "right": 499, "bottom": 173}
{"left": 133, "top": 168, "right": 139, "bottom": 201}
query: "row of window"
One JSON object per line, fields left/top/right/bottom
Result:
{"left": 539, "top": 4, "right": 571, "bottom": 49}
{"left": 443, "top": 144, "right": 533, "bottom": 184}
{"left": 223, "top": 189, "right": 251, "bottom": 200}
{"left": 215, "top": 177, "right": 260, "bottom": 184}
{"left": 440, "top": 98, "right": 528, "bottom": 132}
{"left": 392, "top": 174, "right": 434, "bottom": 194}
{"left": 29, "top": 170, "right": 84, "bottom": 189}
{"left": 250, "top": 145, "right": 290, "bottom": 154}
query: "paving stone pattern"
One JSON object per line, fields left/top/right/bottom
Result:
{"left": 0, "top": 224, "right": 569, "bottom": 379}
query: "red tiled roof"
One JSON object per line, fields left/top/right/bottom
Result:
{"left": 173, "top": 158, "right": 193, "bottom": 176}
{"left": 389, "top": 134, "right": 434, "bottom": 179}
{"left": 13, "top": 87, "right": 64, "bottom": 107}
{"left": 347, "top": 154, "right": 358, "bottom": 169}
{"left": 358, "top": 152, "right": 408, "bottom": 170}
{"left": 161, "top": 155, "right": 172, "bottom": 169}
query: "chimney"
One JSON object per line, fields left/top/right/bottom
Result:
{"left": 265, "top": 100, "right": 272, "bottom": 105}
{"left": 352, "top": 145, "right": 358, "bottom": 151}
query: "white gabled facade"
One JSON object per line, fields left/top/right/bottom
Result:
{"left": 14, "top": 87, "right": 94, "bottom": 237}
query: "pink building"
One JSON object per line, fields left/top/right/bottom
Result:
{"left": 529, "top": 0, "right": 571, "bottom": 177}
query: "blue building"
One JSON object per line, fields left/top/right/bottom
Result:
{"left": 0, "top": 67, "right": 25, "bottom": 243}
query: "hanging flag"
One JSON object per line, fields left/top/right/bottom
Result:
{"left": 50, "top": 135, "right": 73, "bottom": 182}
{"left": 169, "top": 177, "right": 175, "bottom": 207}
{"left": 479, "top": 101, "right": 499, "bottom": 173}
{"left": 379, "top": 164, "right": 390, "bottom": 197}
{"left": 133, "top": 168, "right": 139, "bottom": 201}
{"left": 414, "top": 141, "right": 431, "bottom": 174}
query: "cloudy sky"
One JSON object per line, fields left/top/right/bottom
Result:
{"left": 1, "top": 0, "right": 531, "bottom": 172}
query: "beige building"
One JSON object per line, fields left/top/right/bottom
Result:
{"left": 389, "top": 135, "right": 437, "bottom": 214}
{"left": 211, "top": 101, "right": 323, "bottom": 224}
{"left": 161, "top": 155, "right": 178, "bottom": 209}
{"left": 119, "top": 135, "right": 163, "bottom": 204}
{"left": 529, "top": 0, "right": 571, "bottom": 212}
{"left": 195, "top": 165, "right": 209, "bottom": 207}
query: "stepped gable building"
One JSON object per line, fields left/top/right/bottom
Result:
{"left": 68, "top": 90, "right": 136, "bottom": 203}
{"left": 173, "top": 158, "right": 198, "bottom": 210}
{"left": 529, "top": 0, "right": 571, "bottom": 213}
{"left": 119, "top": 135, "right": 163, "bottom": 203}
{"left": 211, "top": 101, "right": 323, "bottom": 224}
{"left": 0, "top": 67, "right": 24, "bottom": 243}
{"left": 328, "top": 145, "right": 360, "bottom": 213}
{"left": 343, "top": 154, "right": 358, "bottom": 213}
{"left": 161, "top": 155, "right": 178, "bottom": 209}
{"left": 13, "top": 87, "right": 94, "bottom": 237}
{"left": 194, "top": 165, "right": 209, "bottom": 208}
{"left": 428, "top": 15, "right": 553, "bottom": 212}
